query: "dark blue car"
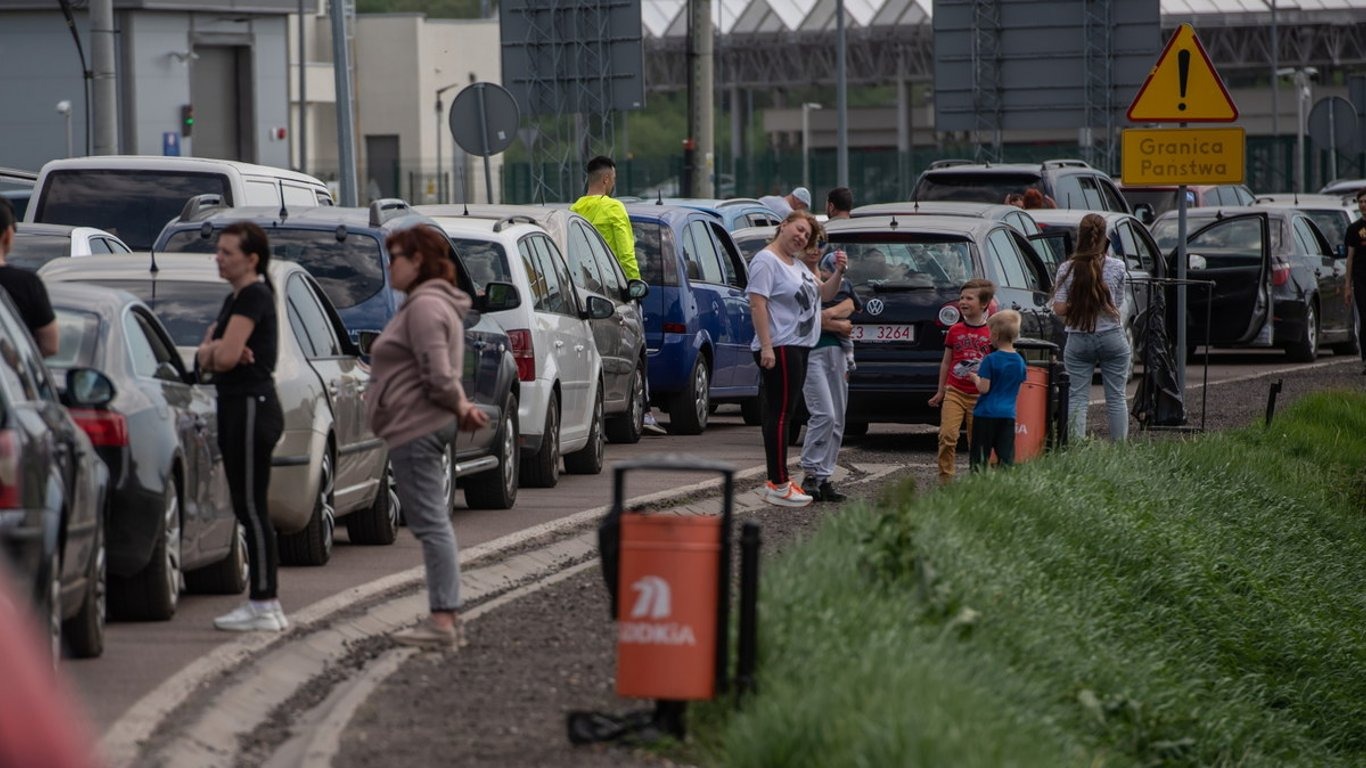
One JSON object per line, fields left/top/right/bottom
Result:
{"left": 627, "top": 205, "right": 760, "bottom": 434}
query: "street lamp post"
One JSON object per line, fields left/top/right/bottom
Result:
{"left": 56, "top": 100, "right": 73, "bottom": 158}
{"left": 1278, "top": 66, "right": 1316, "bottom": 193}
{"left": 435, "top": 82, "right": 462, "bottom": 203}
{"left": 801, "top": 102, "right": 822, "bottom": 191}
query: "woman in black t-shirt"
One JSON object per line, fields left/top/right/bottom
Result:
{"left": 196, "top": 222, "right": 287, "bottom": 632}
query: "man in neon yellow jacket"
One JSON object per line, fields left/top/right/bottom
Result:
{"left": 571, "top": 156, "right": 640, "bottom": 280}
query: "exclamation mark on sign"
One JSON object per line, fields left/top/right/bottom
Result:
{"left": 1177, "top": 49, "right": 1190, "bottom": 112}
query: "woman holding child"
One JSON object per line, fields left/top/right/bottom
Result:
{"left": 1052, "top": 213, "right": 1131, "bottom": 442}
{"left": 747, "top": 211, "right": 848, "bottom": 507}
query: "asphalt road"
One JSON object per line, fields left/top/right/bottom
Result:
{"left": 63, "top": 346, "right": 1358, "bottom": 731}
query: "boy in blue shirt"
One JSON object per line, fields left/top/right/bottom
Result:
{"left": 967, "top": 309, "right": 1027, "bottom": 471}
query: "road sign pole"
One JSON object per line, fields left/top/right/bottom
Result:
{"left": 1176, "top": 185, "right": 1188, "bottom": 393}
{"left": 475, "top": 84, "right": 494, "bottom": 204}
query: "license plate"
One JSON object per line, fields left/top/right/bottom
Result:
{"left": 852, "top": 324, "right": 915, "bottom": 343}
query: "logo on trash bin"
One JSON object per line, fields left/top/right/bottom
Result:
{"left": 629, "top": 575, "right": 672, "bottom": 619}
{"left": 619, "top": 575, "right": 697, "bottom": 646}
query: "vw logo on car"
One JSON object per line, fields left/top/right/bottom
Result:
{"left": 865, "top": 298, "right": 885, "bottom": 316}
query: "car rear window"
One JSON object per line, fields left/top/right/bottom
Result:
{"left": 48, "top": 307, "right": 100, "bottom": 368}
{"left": 1120, "top": 188, "right": 1180, "bottom": 219}
{"left": 1302, "top": 210, "right": 1348, "bottom": 244}
{"left": 826, "top": 233, "right": 975, "bottom": 300}
{"left": 448, "top": 238, "right": 512, "bottom": 293}
{"left": 95, "top": 280, "right": 227, "bottom": 347}
{"left": 161, "top": 227, "right": 383, "bottom": 310}
{"left": 630, "top": 220, "right": 678, "bottom": 286}
{"left": 9, "top": 233, "right": 71, "bottom": 270}
{"left": 913, "top": 173, "right": 1043, "bottom": 205}
{"left": 36, "top": 170, "right": 231, "bottom": 250}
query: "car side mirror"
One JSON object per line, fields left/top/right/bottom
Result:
{"left": 1335, "top": 244, "right": 1347, "bottom": 260}
{"left": 583, "top": 294, "right": 615, "bottom": 321}
{"left": 357, "top": 330, "right": 380, "bottom": 356}
{"left": 62, "top": 367, "right": 116, "bottom": 409}
{"left": 1187, "top": 253, "right": 1208, "bottom": 270}
{"left": 154, "top": 361, "right": 181, "bottom": 383}
{"left": 624, "top": 279, "right": 649, "bottom": 301}
{"left": 1133, "top": 203, "right": 1155, "bottom": 225}
{"left": 480, "top": 281, "right": 521, "bottom": 313}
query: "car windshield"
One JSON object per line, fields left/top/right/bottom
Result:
{"left": 630, "top": 220, "right": 676, "bottom": 286}
{"left": 827, "top": 234, "right": 975, "bottom": 301}
{"left": 1302, "top": 210, "right": 1348, "bottom": 244}
{"left": 9, "top": 233, "right": 70, "bottom": 270}
{"left": 914, "top": 173, "right": 1043, "bottom": 205}
{"left": 161, "top": 228, "right": 383, "bottom": 309}
{"left": 36, "top": 170, "right": 231, "bottom": 250}
{"left": 48, "top": 307, "right": 101, "bottom": 368}
{"left": 449, "top": 238, "right": 512, "bottom": 293}
{"left": 94, "top": 280, "right": 227, "bottom": 347}
{"left": 1121, "top": 188, "right": 1179, "bottom": 219}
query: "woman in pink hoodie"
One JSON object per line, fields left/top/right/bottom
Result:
{"left": 368, "top": 224, "right": 488, "bottom": 648}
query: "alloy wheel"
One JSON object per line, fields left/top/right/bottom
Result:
{"left": 501, "top": 411, "right": 517, "bottom": 499}
{"left": 384, "top": 466, "right": 401, "bottom": 531}
{"left": 318, "top": 452, "right": 336, "bottom": 555}
{"left": 47, "top": 554, "right": 61, "bottom": 662}
{"left": 692, "top": 362, "right": 709, "bottom": 427}
{"left": 440, "top": 446, "right": 454, "bottom": 512}
{"left": 233, "top": 523, "right": 249, "bottom": 587}
{"left": 164, "top": 493, "right": 182, "bottom": 611}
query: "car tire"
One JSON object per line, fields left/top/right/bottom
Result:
{"left": 185, "top": 523, "right": 248, "bottom": 595}
{"left": 465, "top": 394, "right": 520, "bottom": 510}
{"left": 111, "top": 484, "right": 182, "bottom": 621}
{"left": 605, "top": 365, "right": 645, "bottom": 444}
{"left": 44, "top": 551, "right": 62, "bottom": 663}
{"left": 347, "top": 461, "right": 400, "bottom": 546}
{"left": 522, "top": 391, "right": 560, "bottom": 488}
{"left": 280, "top": 446, "right": 336, "bottom": 566}
{"left": 565, "top": 387, "right": 605, "bottom": 475}
{"left": 740, "top": 387, "right": 764, "bottom": 426}
{"left": 668, "top": 355, "right": 710, "bottom": 435}
{"left": 1285, "top": 301, "right": 1319, "bottom": 362}
{"left": 438, "top": 442, "right": 455, "bottom": 516}
{"left": 64, "top": 516, "right": 106, "bottom": 659}
{"left": 1329, "top": 312, "right": 1360, "bottom": 356}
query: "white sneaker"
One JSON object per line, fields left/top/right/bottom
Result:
{"left": 756, "top": 481, "right": 814, "bottom": 508}
{"left": 214, "top": 602, "right": 288, "bottom": 632}
{"left": 642, "top": 413, "right": 668, "bottom": 436}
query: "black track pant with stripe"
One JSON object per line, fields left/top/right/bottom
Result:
{"left": 754, "top": 346, "right": 809, "bottom": 486}
{"left": 218, "top": 392, "right": 285, "bottom": 601}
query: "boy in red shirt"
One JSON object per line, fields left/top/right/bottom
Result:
{"left": 928, "top": 278, "right": 995, "bottom": 483}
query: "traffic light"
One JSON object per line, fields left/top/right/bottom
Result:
{"left": 180, "top": 104, "right": 194, "bottom": 137}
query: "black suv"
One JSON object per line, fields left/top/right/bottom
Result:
{"left": 154, "top": 196, "right": 525, "bottom": 511}
{"left": 911, "top": 159, "right": 1130, "bottom": 214}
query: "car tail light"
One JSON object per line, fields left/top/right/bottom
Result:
{"left": 69, "top": 408, "right": 129, "bottom": 447}
{"left": 1270, "top": 260, "right": 1290, "bottom": 287}
{"left": 0, "top": 430, "right": 19, "bottom": 508}
{"left": 507, "top": 329, "right": 535, "bottom": 382}
{"left": 662, "top": 322, "right": 687, "bottom": 334}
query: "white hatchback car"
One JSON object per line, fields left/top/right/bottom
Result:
{"left": 432, "top": 215, "right": 612, "bottom": 488}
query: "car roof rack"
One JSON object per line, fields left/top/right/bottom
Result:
{"left": 1041, "top": 159, "right": 1091, "bottom": 170}
{"left": 369, "top": 198, "right": 413, "bottom": 227}
{"left": 492, "top": 215, "right": 539, "bottom": 233}
{"left": 927, "top": 159, "right": 974, "bottom": 170}
{"left": 179, "top": 193, "right": 227, "bottom": 222}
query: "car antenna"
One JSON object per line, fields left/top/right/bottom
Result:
{"left": 463, "top": 201, "right": 470, "bottom": 216}
{"left": 277, "top": 179, "right": 289, "bottom": 221}
{"left": 656, "top": 189, "right": 663, "bottom": 205}
{"left": 890, "top": 215, "right": 899, "bottom": 229}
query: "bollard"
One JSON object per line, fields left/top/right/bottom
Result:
{"left": 1265, "top": 378, "right": 1283, "bottom": 426}
{"left": 736, "top": 521, "right": 761, "bottom": 702}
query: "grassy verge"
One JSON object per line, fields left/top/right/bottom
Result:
{"left": 687, "top": 391, "right": 1366, "bottom": 767}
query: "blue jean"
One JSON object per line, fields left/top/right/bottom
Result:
{"left": 1064, "top": 327, "right": 1131, "bottom": 442}
{"left": 389, "top": 422, "right": 461, "bottom": 612}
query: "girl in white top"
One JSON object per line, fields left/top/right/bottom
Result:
{"left": 1052, "top": 212, "right": 1131, "bottom": 441}
{"left": 747, "top": 210, "right": 848, "bottom": 506}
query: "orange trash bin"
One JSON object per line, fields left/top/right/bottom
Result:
{"left": 1011, "top": 338, "right": 1061, "bottom": 463}
{"left": 615, "top": 513, "right": 723, "bottom": 701}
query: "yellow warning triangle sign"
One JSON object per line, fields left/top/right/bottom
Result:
{"left": 1127, "top": 24, "right": 1238, "bottom": 123}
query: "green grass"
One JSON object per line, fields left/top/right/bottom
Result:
{"left": 689, "top": 391, "right": 1366, "bottom": 767}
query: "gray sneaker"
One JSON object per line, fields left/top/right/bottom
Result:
{"left": 393, "top": 619, "right": 465, "bottom": 649}
{"left": 214, "top": 603, "right": 288, "bottom": 632}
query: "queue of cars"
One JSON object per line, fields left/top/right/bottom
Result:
{"left": 1, "top": 151, "right": 1360, "bottom": 663}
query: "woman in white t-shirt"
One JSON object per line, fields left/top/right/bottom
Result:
{"left": 747, "top": 210, "right": 849, "bottom": 507}
{"left": 1052, "top": 213, "right": 1131, "bottom": 441}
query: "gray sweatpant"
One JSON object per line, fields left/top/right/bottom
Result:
{"left": 389, "top": 421, "right": 461, "bottom": 612}
{"left": 801, "top": 345, "right": 848, "bottom": 482}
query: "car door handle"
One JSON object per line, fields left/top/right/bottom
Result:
{"left": 1011, "top": 302, "right": 1023, "bottom": 310}
{"left": 574, "top": 344, "right": 585, "bottom": 353}
{"left": 471, "top": 339, "right": 488, "bottom": 350}
{"left": 328, "top": 384, "right": 339, "bottom": 398}
{"left": 555, "top": 340, "right": 565, "bottom": 349}
{"left": 193, "top": 417, "right": 208, "bottom": 432}
{"left": 356, "top": 382, "right": 369, "bottom": 395}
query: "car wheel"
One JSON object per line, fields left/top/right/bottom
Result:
{"left": 1329, "top": 309, "right": 1361, "bottom": 356}
{"left": 45, "top": 551, "right": 61, "bottom": 663}
{"left": 185, "top": 522, "right": 248, "bottom": 595}
{"left": 522, "top": 391, "right": 560, "bottom": 488}
{"left": 347, "top": 461, "right": 400, "bottom": 545}
{"left": 112, "top": 485, "right": 182, "bottom": 621}
{"left": 280, "top": 447, "right": 336, "bottom": 566}
{"left": 668, "top": 355, "right": 710, "bottom": 435}
{"left": 64, "top": 517, "right": 106, "bottom": 659}
{"left": 565, "top": 387, "right": 605, "bottom": 475}
{"left": 1286, "top": 301, "right": 1319, "bottom": 362}
{"left": 605, "top": 365, "right": 645, "bottom": 444}
{"left": 465, "top": 394, "right": 520, "bottom": 510}
{"left": 438, "top": 442, "right": 454, "bottom": 516}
